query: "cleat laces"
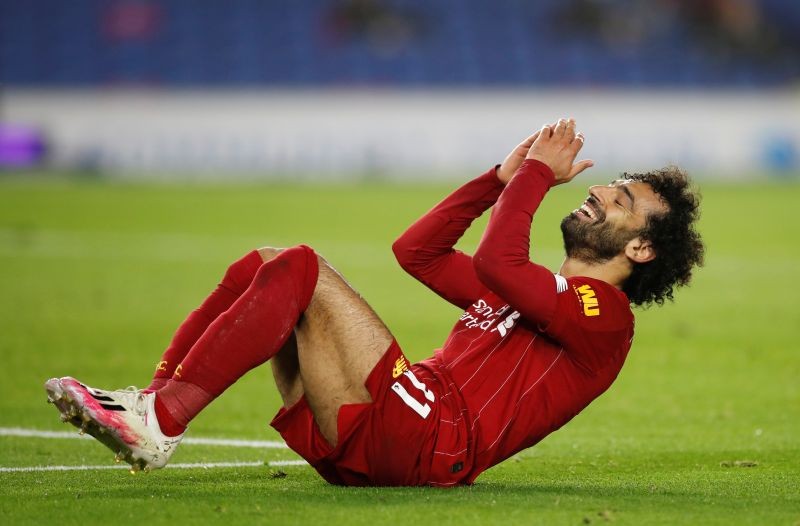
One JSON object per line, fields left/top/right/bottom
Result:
{"left": 96, "top": 386, "right": 148, "bottom": 415}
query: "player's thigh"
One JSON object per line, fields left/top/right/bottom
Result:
{"left": 294, "top": 257, "right": 394, "bottom": 445}
{"left": 270, "top": 331, "right": 304, "bottom": 408}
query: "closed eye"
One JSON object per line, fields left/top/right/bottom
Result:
{"left": 621, "top": 185, "right": 635, "bottom": 208}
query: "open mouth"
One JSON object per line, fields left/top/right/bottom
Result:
{"left": 575, "top": 198, "right": 602, "bottom": 222}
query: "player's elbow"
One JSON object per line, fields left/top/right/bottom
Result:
{"left": 391, "top": 236, "right": 416, "bottom": 270}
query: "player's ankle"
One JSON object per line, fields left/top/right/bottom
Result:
{"left": 154, "top": 394, "right": 187, "bottom": 437}
{"left": 145, "top": 377, "right": 169, "bottom": 392}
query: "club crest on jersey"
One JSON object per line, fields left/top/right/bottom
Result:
{"left": 392, "top": 356, "right": 409, "bottom": 378}
{"left": 574, "top": 284, "right": 600, "bottom": 317}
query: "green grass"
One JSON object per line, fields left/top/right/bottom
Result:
{"left": 0, "top": 175, "right": 798, "bottom": 525}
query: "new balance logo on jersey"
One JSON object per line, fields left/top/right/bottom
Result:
{"left": 392, "top": 356, "right": 409, "bottom": 378}
{"left": 575, "top": 284, "right": 600, "bottom": 316}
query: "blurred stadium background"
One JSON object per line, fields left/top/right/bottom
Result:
{"left": 1, "top": 0, "right": 798, "bottom": 178}
{"left": 1, "top": 2, "right": 799, "bottom": 524}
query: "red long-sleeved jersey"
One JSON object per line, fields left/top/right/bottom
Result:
{"left": 393, "top": 159, "right": 634, "bottom": 485}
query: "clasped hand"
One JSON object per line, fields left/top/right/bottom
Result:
{"left": 497, "top": 118, "right": 594, "bottom": 185}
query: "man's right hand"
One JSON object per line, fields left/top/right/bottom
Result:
{"left": 526, "top": 118, "right": 594, "bottom": 185}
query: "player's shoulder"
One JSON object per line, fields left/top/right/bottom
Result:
{"left": 557, "top": 274, "right": 633, "bottom": 330}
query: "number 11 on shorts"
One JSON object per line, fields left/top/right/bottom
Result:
{"left": 391, "top": 370, "right": 435, "bottom": 418}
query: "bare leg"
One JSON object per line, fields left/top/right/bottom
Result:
{"left": 258, "top": 247, "right": 394, "bottom": 446}
{"left": 270, "top": 331, "right": 303, "bottom": 407}
{"left": 296, "top": 259, "right": 394, "bottom": 446}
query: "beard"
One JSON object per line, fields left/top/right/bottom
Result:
{"left": 560, "top": 212, "right": 638, "bottom": 264}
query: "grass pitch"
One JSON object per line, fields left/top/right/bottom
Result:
{"left": 0, "top": 174, "right": 798, "bottom": 525}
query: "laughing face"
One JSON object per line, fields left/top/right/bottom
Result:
{"left": 561, "top": 180, "right": 667, "bottom": 264}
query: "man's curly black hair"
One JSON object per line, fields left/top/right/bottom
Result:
{"left": 621, "top": 166, "right": 705, "bottom": 307}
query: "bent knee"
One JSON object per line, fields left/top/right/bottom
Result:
{"left": 257, "top": 246, "right": 284, "bottom": 262}
{"left": 259, "top": 244, "right": 330, "bottom": 268}
{"left": 258, "top": 243, "right": 325, "bottom": 256}
{"left": 252, "top": 245, "right": 320, "bottom": 309}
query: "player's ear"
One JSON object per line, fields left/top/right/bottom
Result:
{"left": 624, "top": 237, "right": 656, "bottom": 264}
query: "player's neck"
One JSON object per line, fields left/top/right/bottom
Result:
{"left": 558, "top": 255, "right": 631, "bottom": 290}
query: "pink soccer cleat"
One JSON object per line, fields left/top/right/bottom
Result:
{"left": 44, "top": 377, "right": 183, "bottom": 473}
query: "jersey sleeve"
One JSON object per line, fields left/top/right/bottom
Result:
{"left": 392, "top": 167, "right": 505, "bottom": 310}
{"left": 544, "top": 277, "right": 634, "bottom": 372}
{"left": 472, "top": 159, "right": 560, "bottom": 327}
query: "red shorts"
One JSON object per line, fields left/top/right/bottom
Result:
{"left": 270, "top": 340, "right": 471, "bottom": 486}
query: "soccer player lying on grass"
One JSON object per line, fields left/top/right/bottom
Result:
{"left": 45, "top": 118, "right": 704, "bottom": 485}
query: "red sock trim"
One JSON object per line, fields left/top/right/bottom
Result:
{"left": 145, "top": 377, "right": 168, "bottom": 392}
{"left": 154, "top": 393, "right": 186, "bottom": 437}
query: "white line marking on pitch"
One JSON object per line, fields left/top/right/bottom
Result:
{"left": 0, "top": 427, "right": 288, "bottom": 449}
{"left": 0, "top": 426, "right": 308, "bottom": 473}
{"left": 0, "top": 460, "right": 308, "bottom": 473}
